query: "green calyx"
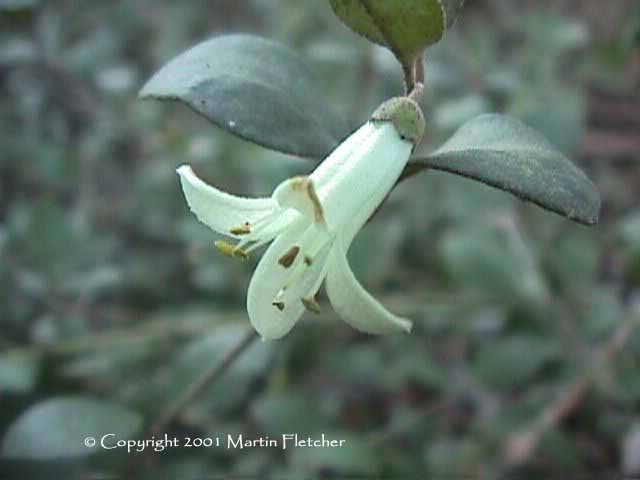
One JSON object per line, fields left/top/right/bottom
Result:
{"left": 372, "top": 96, "right": 425, "bottom": 145}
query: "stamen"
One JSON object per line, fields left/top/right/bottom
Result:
{"left": 272, "top": 230, "right": 332, "bottom": 316}
{"left": 278, "top": 246, "right": 300, "bottom": 268}
{"left": 302, "top": 296, "right": 321, "bottom": 314}
{"left": 306, "top": 180, "right": 325, "bottom": 224}
{"left": 280, "top": 260, "right": 307, "bottom": 293}
{"left": 214, "top": 240, "right": 249, "bottom": 260}
{"left": 289, "top": 177, "right": 325, "bottom": 224}
{"left": 230, "top": 222, "right": 251, "bottom": 236}
{"left": 235, "top": 210, "right": 287, "bottom": 253}
{"left": 249, "top": 209, "right": 282, "bottom": 231}
{"left": 233, "top": 248, "right": 249, "bottom": 260}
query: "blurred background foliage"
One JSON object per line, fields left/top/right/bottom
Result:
{"left": 1, "top": 0, "right": 639, "bottom": 477}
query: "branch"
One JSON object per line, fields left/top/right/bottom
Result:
{"left": 504, "top": 315, "right": 640, "bottom": 467}
{"left": 5, "top": 313, "right": 244, "bottom": 357}
{"left": 147, "top": 329, "right": 258, "bottom": 436}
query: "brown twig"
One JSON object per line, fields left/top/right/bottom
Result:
{"left": 504, "top": 315, "right": 639, "bottom": 467}
{"left": 415, "top": 55, "right": 425, "bottom": 86}
{"left": 147, "top": 329, "right": 259, "bottom": 436}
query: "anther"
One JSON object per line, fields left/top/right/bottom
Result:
{"left": 230, "top": 222, "right": 251, "bottom": 236}
{"left": 233, "top": 247, "right": 249, "bottom": 259}
{"left": 306, "top": 181, "right": 325, "bottom": 224}
{"left": 278, "top": 246, "right": 300, "bottom": 268}
{"left": 304, "top": 255, "right": 313, "bottom": 266}
{"left": 272, "top": 301, "right": 285, "bottom": 312}
{"left": 215, "top": 240, "right": 249, "bottom": 260}
{"left": 289, "top": 177, "right": 325, "bottom": 224}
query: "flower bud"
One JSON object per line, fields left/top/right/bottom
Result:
{"left": 372, "top": 97, "right": 426, "bottom": 145}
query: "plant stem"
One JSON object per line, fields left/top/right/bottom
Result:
{"left": 147, "top": 329, "right": 259, "bottom": 436}
{"left": 503, "top": 314, "right": 640, "bottom": 466}
{"left": 358, "top": 0, "right": 416, "bottom": 93}
{"left": 4, "top": 314, "right": 242, "bottom": 358}
{"left": 415, "top": 55, "right": 425, "bottom": 85}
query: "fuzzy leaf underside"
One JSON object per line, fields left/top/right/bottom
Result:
{"left": 140, "top": 34, "right": 348, "bottom": 158}
{"left": 409, "top": 114, "right": 601, "bottom": 225}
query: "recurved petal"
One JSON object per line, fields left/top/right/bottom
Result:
{"left": 272, "top": 176, "right": 325, "bottom": 224}
{"left": 247, "top": 220, "right": 331, "bottom": 340}
{"left": 325, "top": 243, "right": 412, "bottom": 335}
{"left": 177, "top": 165, "right": 277, "bottom": 237}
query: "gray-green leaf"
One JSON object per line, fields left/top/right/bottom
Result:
{"left": 0, "top": 351, "right": 41, "bottom": 395}
{"left": 1, "top": 397, "right": 142, "bottom": 460}
{"left": 0, "top": 0, "right": 38, "bottom": 11}
{"left": 140, "top": 34, "right": 348, "bottom": 158}
{"left": 409, "top": 114, "right": 601, "bottom": 225}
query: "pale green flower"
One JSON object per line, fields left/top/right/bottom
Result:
{"left": 178, "top": 98, "right": 424, "bottom": 340}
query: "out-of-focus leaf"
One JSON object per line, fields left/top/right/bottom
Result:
{"left": 140, "top": 34, "right": 348, "bottom": 158}
{"left": 472, "top": 336, "right": 560, "bottom": 390}
{"left": 582, "top": 289, "right": 624, "bottom": 342}
{"left": 618, "top": 210, "right": 640, "bottom": 256}
{"left": 439, "top": 221, "right": 548, "bottom": 302}
{"left": 290, "top": 433, "right": 380, "bottom": 476}
{"left": 518, "top": 86, "right": 586, "bottom": 156}
{"left": 383, "top": 355, "right": 447, "bottom": 391}
{"left": 252, "top": 391, "right": 328, "bottom": 436}
{"left": 0, "top": 36, "right": 38, "bottom": 65}
{"left": 425, "top": 438, "right": 483, "bottom": 476}
{"left": 1, "top": 397, "right": 142, "bottom": 460}
{"left": 168, "top": 325, "right": 272, "bottom": 415}
{"left": 617, "top": 211, "right": 640, "bottom": 284}
{"left": 325, "top": 344, "right": 386, "bottom": 384}
{"left": 623, "top": 423, "right": 640, "bottom": 477}
{"left": 0, "top": 0, "right": 38, "bottom": 11}
{"left": 409, "top": 114, "right": 601, "bottom": 225}
{"left": 433, "top": 94, "right": 490, "bottom": 130}
{"left": 0, "top": 351, "right": 41, "bottom": 394}
{"left": 523, "top": 13, "right": 589, "bottom": 54}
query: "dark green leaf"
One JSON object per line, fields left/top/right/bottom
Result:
{"left": 426, "top": 438, "right": 484, "bottom": 476}
{"left": 439, "top": 221, "right": 548, "bottom": 302}
{"left": 472, "top": 335, "right": 560, "bottom": 390}
{"left": 252, "top": 391, "right": 328, "bottom": 436}
{"left": 329, "top": 0, "right": 444, "bottom": 62}
{"left": 408, "top": 114, "right": 601, "bottom": 225}
{"left": 1, "top": 397, "right": 142, "bottom": 460}
{"left": 140, "top": 34, "right": 348, "bottom": 158}
{"left": 0, "top": 0, "right": 38, "bottom": 11}
{"left": 291, "top": 433, "right": 380, "bottom": 475}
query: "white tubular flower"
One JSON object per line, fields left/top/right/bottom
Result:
{"left": 177, "top": 97, "right": 425, "bottom": 340}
